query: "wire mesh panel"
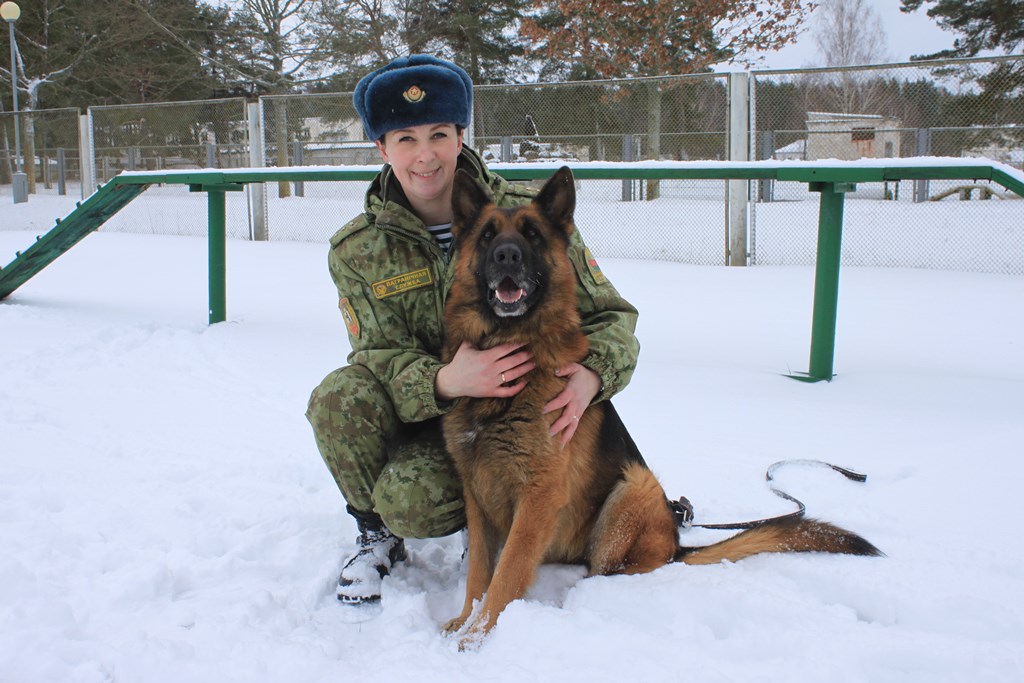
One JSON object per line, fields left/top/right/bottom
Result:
{"left": 751, "top": 56, "right": 1024, "bottom": 274}
{"left": 0, "top": 107, "right": 82, "bottom": 200}
{"left": 5, "top": 58, "right": 1021, "bottom": 275}
{"left": 259, "top": 93, "right": 376, "bottom": 243}
{"left": 473, "top": 74, "right": 729, "bottom": 161}
{"left": 89, "top": 98, "right": 250, "bottom": 179}
{"left": 86, "top": 98, "right": 251, "bottom": 239}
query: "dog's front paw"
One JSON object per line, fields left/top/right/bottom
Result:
{"left": 457, "top": 629, "right": 485, "bottom": 652}
{"left": 452, "top": 613, "right": 496, "bottom": 651}
{"left": 442, "top": 615, "right": 468, "bottom": 635}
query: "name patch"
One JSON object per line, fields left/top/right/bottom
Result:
{"left": 372, "top": 268, "right": 434, "bottom": 299}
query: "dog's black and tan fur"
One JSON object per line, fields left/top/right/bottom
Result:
{"left": 440, "top": 167, "right": 880, "bottom": 644}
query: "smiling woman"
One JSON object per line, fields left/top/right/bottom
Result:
{"left": 304, "top": 54, "right": 642, "bottom": 609}
{"left": 374, "top": 123, "right": 465, "bottom": 226}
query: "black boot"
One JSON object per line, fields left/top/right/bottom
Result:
{"left": 337, "top": 506, "right": 407, "bottom": 604}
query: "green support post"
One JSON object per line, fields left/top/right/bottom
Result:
{"left": 192, "top": 183, "right": 243, "bottom": 324}
{"left": 789, "top": 181, "right": 855, "bottom": 382}
{"left": 208, "top": 188, "right": 227, "bottom": 324}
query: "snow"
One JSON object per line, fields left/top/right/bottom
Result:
{"left": 2, "top": 190, "right": 1024, "bottom": 681}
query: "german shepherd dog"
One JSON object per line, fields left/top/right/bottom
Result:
{"left": 440, "top": 167, "right": 880, "bottom": 645}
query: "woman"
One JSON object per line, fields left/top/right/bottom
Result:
{"left": 306, "top": 54, "right": 641, "bottom": 604}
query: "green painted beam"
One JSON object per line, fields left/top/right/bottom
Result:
{"left": 990, "top": 167, "right": 1024, "bottom": 198}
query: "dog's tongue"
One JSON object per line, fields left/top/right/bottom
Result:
{"left": 496, "top": 277, "right": 525, "bottom": 304}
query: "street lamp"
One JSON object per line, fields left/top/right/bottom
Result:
{"left": 1, "top": 0, "right": 26, "bottom": 203}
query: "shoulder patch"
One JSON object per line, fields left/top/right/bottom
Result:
{"left": 339, "top": 297, "right": 360, "bottom": 338}
{"left": 585, "top": 248, "right": 608, "bottom": 285}
{"left": 372, "top": 268, "right": 434, "bottom": 299}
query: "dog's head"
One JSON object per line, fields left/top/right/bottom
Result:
{"left": 450, "top": 166, "right": 576, "bottom": 321}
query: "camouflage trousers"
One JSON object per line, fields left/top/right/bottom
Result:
{"left": 305, "top": 364, "right": 465, "bottom": 539}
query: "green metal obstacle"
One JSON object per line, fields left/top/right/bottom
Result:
{"left": 0, "top": 180, "right": 150, "bottom": 301}
{"left": 2, "top": 160, "right": 1022, "bottom": 383}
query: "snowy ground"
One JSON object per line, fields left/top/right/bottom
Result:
{"left": 1, "top": 217, "right": 1024, "bottom": 680}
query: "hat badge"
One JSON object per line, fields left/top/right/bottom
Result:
{"left": 402, "top": 85, "right": 425, "bottom": 103}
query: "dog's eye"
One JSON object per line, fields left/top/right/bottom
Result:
{"left": 480, "top": 225, "right": 495, "bottom": 242}
{"left": 521, "top": 221, "right": 544, "bottom": 242}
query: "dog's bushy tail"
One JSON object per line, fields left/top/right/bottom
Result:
{"left": 675, "top": 516, "right": 882, "bottom": 565}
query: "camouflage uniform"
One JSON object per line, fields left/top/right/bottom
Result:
{"left": 306, "top": 146, "right": 640, "bottom": 539}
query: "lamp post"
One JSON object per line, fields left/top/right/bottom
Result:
{"left": 1, "top": 0, "right": 26, "bottom": 204}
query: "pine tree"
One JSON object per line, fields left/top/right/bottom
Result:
{"left": 901, "top": 1, "right": 1024, "bottom": 100}
{"left": 900, "top": 0, "right": 1024, "bottom": 59}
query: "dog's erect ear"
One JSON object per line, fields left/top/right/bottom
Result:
{"left": 451, "top": 169, "right": 493, "bottom": 238}
{"left": 534, "top": 166, "right": 576, "bottom": 232}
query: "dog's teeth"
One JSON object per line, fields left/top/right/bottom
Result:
{"left": 497, "top": 288, "right": 525, "bottom": 304}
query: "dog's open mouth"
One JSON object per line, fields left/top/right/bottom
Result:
{"left": 488, "top": 276, "right": 531, "bottom": 317}
{"left": 495, "top": 277, "right": 525, "bottom": 304}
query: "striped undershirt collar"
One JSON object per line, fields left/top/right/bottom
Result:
{"left": 427, "top": 222, "right": 453, "bottom": 252}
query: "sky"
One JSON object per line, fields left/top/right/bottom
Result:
{"left": 747, "top": 0, "right": 958, "bottom": 70}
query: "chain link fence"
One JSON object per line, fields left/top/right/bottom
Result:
{"left": 2, "top": 57, "right": 1022, "bottom": 273}
{"left": 751, "top": 56, "right": 1024, "bottom": 274}
{"left": 84, "top": 98, "right": 252, "bottom": 239}
{"left": 258, "top": 93, "right": 371, "bottom": 242}
{"left": 0, "top": 107, "right": 82, "bottom": 198}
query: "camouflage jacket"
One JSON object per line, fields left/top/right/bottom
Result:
{"left": 327, "top": 146, "right": 640, "bottom": 423}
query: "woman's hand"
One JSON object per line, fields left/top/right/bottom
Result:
{"left": 543, "top": 363, "right": 601, "bottom": 447}
{"left": 435, "top": 341, "right": 536, "bottom": 401}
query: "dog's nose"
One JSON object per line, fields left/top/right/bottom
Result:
{"left": 492, "top": 242, "right": 522, "bottom": 265}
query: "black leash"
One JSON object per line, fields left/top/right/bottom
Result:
{"left": 670, "top": 459, "right": 869, "bottom": 531}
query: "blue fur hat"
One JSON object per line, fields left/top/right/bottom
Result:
{"left": 354, "top": 55, "right": 473, "bottom": 142}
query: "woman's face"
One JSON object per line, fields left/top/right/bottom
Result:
{"left": 376, "top": 123, "right": 464, "bottom": 213}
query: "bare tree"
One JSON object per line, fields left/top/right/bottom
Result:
{"left": 812, "top": 0, "right": 890, "bottom": 67}
{"left": 231, "top": 0, "right": 330, "bottom": 89}
{"left": 804, "top": 0, "right": 894, "bottom": 115}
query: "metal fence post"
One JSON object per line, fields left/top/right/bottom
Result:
{"left": 292, "top": 140, "right": 304, "bottom": 197}
{"left": 621, "top": 134, "right": 635, "bottom": 201}
{"left": 56, "top": 148, "right": 66, "bottom": 196}
{"left": 759, "top": 130, "right": 775, "bottom": 202}
{"left": 79, "top": 113, "right": 94, "bottom": 198}
{"left": 914, "top": 128, "right": 932, "bottom": 203}
{"left": 727, "top": 72, "right": 750, "bottom": 266}
{"left": 206, "top": 143, "right": 216, "bottom": 169}
{"left": 500, "top": 136, "right": 512, "bottom": 162}
{"left": 246, "top": 101, "right": 268, "bottom": 241}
